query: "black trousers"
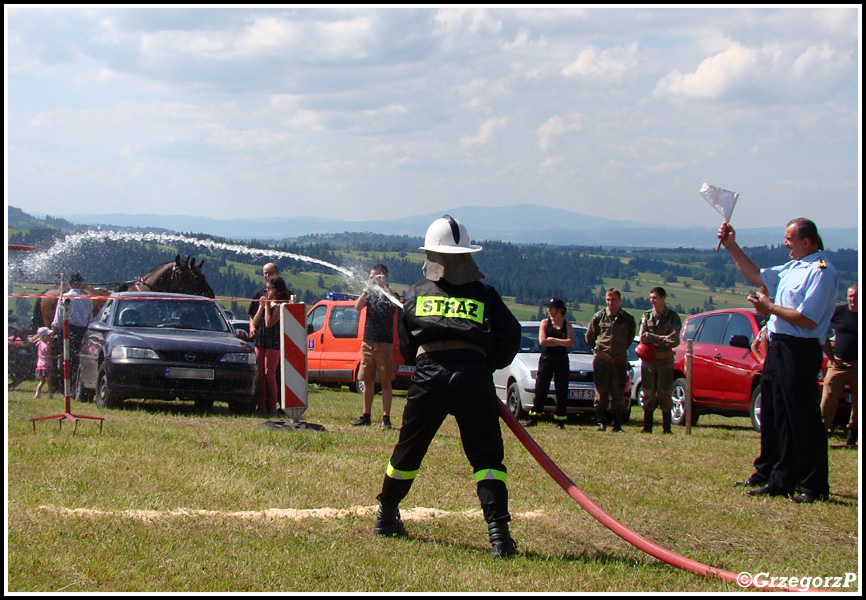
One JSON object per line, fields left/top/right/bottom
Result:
{"left": 380, "top": 350, "right": 510, "bottom": 523}
{"left": 754, "top": 334, "right": 829, "bottom": 495}
{"left": 531, "top": 354, "right": 570, "bottom": 418}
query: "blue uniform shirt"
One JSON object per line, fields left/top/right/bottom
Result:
{"left": 761, "top": 251, "right": 837, "bottom": 341}
{"left": 52, "top": 288, "right": 94, "bottom": 329}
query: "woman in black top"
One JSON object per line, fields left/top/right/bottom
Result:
{"left": 524, "top": 298, "right": 574, "bottom": 429}
{"left": 252, "top": 276, "right": 291, "bottom": 416}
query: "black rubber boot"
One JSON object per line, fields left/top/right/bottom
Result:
{"left": 847, "top": 428, "right": 858, "bottom": 446}
{"left": 374, "top": 476, "right": 413, "bottom": 537}
{"left": 595, "top": 410, "right": 606, "bottom": 431}
{"left": 488, "top": 520, "right": 518, "bottom": 558}
{"left": 662, "top": 411, "right": 672, "bottom": 434}
{"left": 374, "top": 501, "right": 407, "bottom": 538}
{"left": 641, "top": 410, "right": 653, "bottom": 433}
{"left": 611, "top": 408, "right": 623, "bottom": 432}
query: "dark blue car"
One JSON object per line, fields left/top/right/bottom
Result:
{"left": 75, "top": 292, "right": 257, "bottom": 412}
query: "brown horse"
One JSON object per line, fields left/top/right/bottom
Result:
{"left": 33, "top": 256, "right": 215, "bottom": 329}
{"left": 117, "top": 255, "right": 215, "bottom": 298}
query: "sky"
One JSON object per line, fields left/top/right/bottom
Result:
{"left": 5, "top": 5, "right": 862, "bottom": 230}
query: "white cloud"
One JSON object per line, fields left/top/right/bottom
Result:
{"left": 654, "top": 42, "right": 758, "bottom": 99}
{"left": 289, "top": 110, "right": 326, "bottom": 133}
{"left": 460, "top": 117, "right": 508, "bottom": 149}
{"left": 810, "top": 6, "right": 859, "bottom": 38}
{"left": 538, "top": 155, "right": 564, "bottom": 173}
{"left": 434, "top": 7, "right": 502, "bottom": 36}
{"left": 536, "top": 114, "right": 584, "bottom": 151}
{"left": 237, "top": 16, "right": 298, "bottom": 54}
{"left": 562, "top": 42, "right": 639, "bottom": 81}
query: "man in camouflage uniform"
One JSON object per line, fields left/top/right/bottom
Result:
{"left": 586, "top": 288, "right": 636, "bottom": 432}
{"left": 639, "top": 286, "right": 682, "bottom": 434}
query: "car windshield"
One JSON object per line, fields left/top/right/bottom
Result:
{"left": 519, "top": 324, "right": 593, "bottom": 354}
{"left": 114, "top": 298, "right": 230, "bottom": 333}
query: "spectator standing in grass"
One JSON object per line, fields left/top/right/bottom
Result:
{"left": 32, "top": 327, "right": 58, "bottom": 399}
{"left": 720, "top": 218, "right": 837, "bottom": 503}
{"left": 51, "top": 272, "right": 93, "bottom": 388}
{"left": 352, "top": 264, "right": 398, "bottom": 430}
{"left": 251, "top": 276, "right": 292, "bottom": 417}
{"left": 248, "top": 263, "right": 280, "bottom": 341}
{"left": 638, "top": 286, "right": 681, "bottom": 434}
{"left": 586, "top": 289, "right": 636, "bottom": 433}
{"left": 522, "top": 298, "right": 574, "bottom": 430}
{"left": 820, "top": 284, "right": 858, "bottom": 446}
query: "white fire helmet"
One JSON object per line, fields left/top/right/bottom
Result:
{"left": 419, "top": 215, "right": 483, "bottom": 254}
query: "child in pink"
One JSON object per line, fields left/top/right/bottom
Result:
{"left": 32, "top": 327, "right": 57, "bottom": 399}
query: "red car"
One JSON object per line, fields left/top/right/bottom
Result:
{"left": 670, "top": 308, "right": 850, "bottom": 432}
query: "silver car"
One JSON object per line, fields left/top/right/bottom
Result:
{"left": 628, "top": 336, "right": 643, "bottom": 407}
{"left": 494, "top": 321, "right": 632, "bottom": 422}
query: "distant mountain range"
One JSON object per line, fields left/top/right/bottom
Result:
{"left": 15, "top": 204, "right": 860, "bottom": 250}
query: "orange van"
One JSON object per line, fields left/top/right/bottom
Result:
{"left": 306, "top": 292, "right": 414, "bottom": 392}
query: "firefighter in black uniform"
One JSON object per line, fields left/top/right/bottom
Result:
{"left": 373, "top": 215, "right": 522, "bottom": 558}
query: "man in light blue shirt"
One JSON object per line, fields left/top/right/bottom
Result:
{"left": 51, "top": 273, "right": 94, "bottom": 386}
{"left": 719, "top": 218, "right": 837, "bottom": 504}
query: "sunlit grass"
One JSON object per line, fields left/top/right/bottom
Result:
{"left": 7, "top": 383, "right": 859, "bottom": 592}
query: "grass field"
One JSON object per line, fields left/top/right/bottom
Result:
{"left": 6, "top": 383, "right": 860, "bottom": 593}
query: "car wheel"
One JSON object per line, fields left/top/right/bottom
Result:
{"left": 506, "top": 382, "right": 528, "bottom": 419}
{"left": 229, "top": 397, "right": 256, "bottom": 414}
{"left": 195, "top": 397, "right": 215, "bottom": 411}
{"left": 74, "top": 366, "right": 94, "bottom": 403}
{"left": 635, "top": 384, "right": 645, "bottom": 409}
{"left": 670, "top": 377, "right": 699, "bottom": 426}
{"left": 95, "top": 365, "right": 122, "bottom": 409}
{"left": 749, "top": 386, "right": 762, "bottom": 432}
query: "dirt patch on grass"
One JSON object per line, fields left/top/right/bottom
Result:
{"left": 35, "top": 504, "right": 547, "bottom": 522}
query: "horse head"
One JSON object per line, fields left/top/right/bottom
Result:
{"left": 189, "top": 258, "right": 215, "bottom": 299}
{"left": 143, "top": 255, "right": 214, "bottom": 298}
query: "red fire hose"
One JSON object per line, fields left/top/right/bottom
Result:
{"left": 498, "top": 404, "right": 821, "bottom": 592}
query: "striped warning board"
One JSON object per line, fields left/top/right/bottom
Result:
{"left": 279, "top": 303, "right": 308, "bottom": 420}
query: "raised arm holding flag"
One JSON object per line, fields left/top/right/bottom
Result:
{"left": 700, "top": 183, "right": 739, "bottom": 251}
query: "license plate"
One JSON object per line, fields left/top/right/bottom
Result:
{"left": 166, "top": 367, "right": 215, "bottom": 380}
{"left": 397, "top": 365, "right": 416, "bottom": 373}
{"left": 568, "top": 389, "right": 595, "bottom": 400}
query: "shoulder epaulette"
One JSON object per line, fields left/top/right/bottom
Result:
{"left": 818, "top": 259, "right": 827, "bottom": 269}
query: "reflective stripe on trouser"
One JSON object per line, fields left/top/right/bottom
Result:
{"left": 529, "top": 411, "right": 567, "bottom": 421}
{"left": 474, "top": 468, "right": 507, "bottom": 484}
{"left": 386, "top": 462, "right": 418, "bottom": 481}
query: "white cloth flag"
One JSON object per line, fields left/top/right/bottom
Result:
{"left": 700, "top": 183, "right": 739, "bottom": 222}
